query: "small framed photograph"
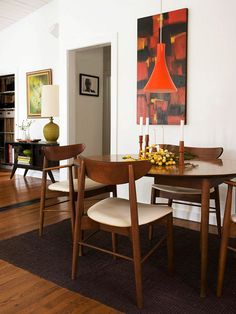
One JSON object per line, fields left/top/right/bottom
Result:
{"left": 79, "top": 74, "right": 99, "bottom": 97}
{"left": 26, "top": 69, "right": 52, "bottom": 118}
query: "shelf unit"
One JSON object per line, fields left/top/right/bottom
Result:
{"left": 5, "top": 141, "right": 59, "bottom": 181}
{"left": 0, "top": 74, "right": 15, "bottom": 165}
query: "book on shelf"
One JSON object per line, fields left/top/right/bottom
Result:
{"left": 17, "top": 155, "right": 31, "bottom": 165}
{"left": 7, "top": 144, "right": 14, "bottom": 164}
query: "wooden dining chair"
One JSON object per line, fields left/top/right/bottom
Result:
{"left": 39, "top": 144, "right": 117, "bottom": 236}
{"left": 72, "top": 157, "right": 174, "bottom": 309}
{"left": 151, "top": 145, "right": 223, "bottom": 237}
{"left": 217, "top": 180, "right": 236, "bottom": 297}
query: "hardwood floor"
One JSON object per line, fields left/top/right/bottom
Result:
{"left": 0, "top": 170, "right": 217, "bottom": 313}
{"left": 0, "top": 171, "right": 122, "bottom": 314}
{"left": 0, "top": 260, "right": 121, "bottom": 314}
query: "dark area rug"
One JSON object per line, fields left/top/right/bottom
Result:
{"left": 0, "top": 220, "right": 236, "bottom": 314}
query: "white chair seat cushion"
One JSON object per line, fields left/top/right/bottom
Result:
{"left": 48, "top": 178, "right": 106, "bottom": 193}
{"left": 152, "top": 184, "right": 214, "bottom": 195}
{"left": 232, "top": 214, "right": 236, "bottom": 223}
{"left": 87, "top": 197, "right": 172, "bottom": 227}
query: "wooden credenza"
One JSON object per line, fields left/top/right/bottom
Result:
{"left": 5, "top": 141, "right": 59, "bottom": 182}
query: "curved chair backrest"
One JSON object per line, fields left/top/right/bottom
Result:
{"left": 80, "top": 158, "right": 151, "bottom": 185}
{"left": 163, "top": 144, "right": 223, "bottom": 160}
{"left": 42, "top": 144, "right": 86, "bottom": 162}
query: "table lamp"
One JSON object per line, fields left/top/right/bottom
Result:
{"left": 41, "top": 85, "right": 59, "bottom": 143}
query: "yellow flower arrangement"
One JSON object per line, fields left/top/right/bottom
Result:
{"left": 122, "top": 146, "right": 178, "bottom": 166}
{"left": 139, "top": 147, "right": 177, "bottom": 166}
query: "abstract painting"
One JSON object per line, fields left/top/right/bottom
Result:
{"left": 27, "top": 69, "right": 52, "bottom": 118}
{"left": 137, "top": 8, "right": 188, "bottom": 125}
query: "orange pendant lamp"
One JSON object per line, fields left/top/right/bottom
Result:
{"left": 144, "top": 2, "right": 177, "bottom": 93}
{"left": 144, "top": 43, "right": 177, "bottom": 93}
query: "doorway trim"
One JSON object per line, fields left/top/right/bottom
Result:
{"left": 61, "top": 33, "right": 118, "bottom": 154}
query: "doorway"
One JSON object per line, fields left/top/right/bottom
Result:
{"left": 68, "top": 44, "right": 111, "bottom": 156}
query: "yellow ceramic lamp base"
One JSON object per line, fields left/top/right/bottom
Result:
{"left": 43, "top": 117, "right": 59, "bottom": 143}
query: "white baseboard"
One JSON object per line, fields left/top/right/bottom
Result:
{"left": 16, "top": 168, "right": 59, "bottom": 181}
{"left": 172, "top": 203, "right": 221, "bottom": 226}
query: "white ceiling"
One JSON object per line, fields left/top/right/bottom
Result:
{"left": 0, "top": 0, "right": 53, "bottom": 32}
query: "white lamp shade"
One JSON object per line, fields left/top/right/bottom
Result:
{"left": 41, "top": 85, "right": 59, "bottom": 117}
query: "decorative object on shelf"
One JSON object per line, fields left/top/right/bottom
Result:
{"left": 79, "top": 73, "right": 99, "bottom": 97}
{"left": 16, "top": 119, "right": 34, "bottom": 141}
{"left": 30, "top": 139, "right": 41, "bottom": 143}
{"left": 41, "top": 85, "right": 59, "bottom": 143}
{"left": 26, "top": 69, "right": 52, "bottom": 118}
{"left": 137, "top": 7, "right": 188, "bottom": 125}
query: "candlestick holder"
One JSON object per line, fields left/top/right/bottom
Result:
{"left": 145, "top": 134, "right": 149, "bottom": 157}
{"left": 179, "top": 140, "right": 185, "bottom": 167}
{"left": 139, "top": 135, "right": 143, "bottom": 158}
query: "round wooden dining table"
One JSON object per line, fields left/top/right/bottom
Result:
{"left": 83, "top": 155, "right": 236, "bottom": 297}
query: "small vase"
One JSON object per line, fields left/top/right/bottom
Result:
{"left": 25, "top": 129, "right": 30, "bottom": 140}
{"left": 21, "top": 129, "right": 30, "bottom": 141}
{"left": 21, "top": 130, "right": 27, "bottom": 140}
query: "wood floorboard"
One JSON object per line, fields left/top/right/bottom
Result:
{"left": 0, "top": 169, "right": 217, "bottom": 313}
{"left": 0, "top": 261, "right": 121, "bottom": 314}
{"left": 0, "top": 170, "right": 122, "bottom": 314}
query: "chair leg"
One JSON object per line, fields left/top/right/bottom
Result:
{"left": 111, "top": 186, "right": 118, "bottom": 259}
{"left": 167, "top": 213, "right": 174, "bottom": 275}
{"left": 131, "top": 228, "right": 143, "bottom": 308}
{"left": 69, "top": 193, "right": 76, "bottom": 236}
{"left": 214, "top": 186, "right": 222, "bottom": 238}
{"left": 39, "top": 173, "right": 47, "bottom": 237}
{"left": 72, "top": 224, "right": 81, "bottom": 280}
{"left": 72, "top": 208, "right": 83, "bottom": 280}
{"left": 217, "top": 185, "right": 233, "bottom": 297}
{"left": 149, "top": 188, "right": 157, "bottom": 240}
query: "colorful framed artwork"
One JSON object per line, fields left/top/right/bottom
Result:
{"left": 79, "top": 73, "right": 99, "bottom": 97}
{"left": 137, "top": 8, "right": 188, "bottom": 125}
{"left": 26, "top": 69, "right": 52, "bottom": 118}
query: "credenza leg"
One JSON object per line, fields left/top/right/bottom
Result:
{"left": 10, "top": 165, "right": 17, "bottom": 179}
{"left": 24, "top": 169, "right": 28, "bottom": 177}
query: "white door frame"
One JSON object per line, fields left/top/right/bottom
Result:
{"left": 60, "top": 33, "right": 118, "bottom": 155}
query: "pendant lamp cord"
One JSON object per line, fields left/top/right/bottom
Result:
{"left": 160, "top": 0, "right": 163, "bottom": 43}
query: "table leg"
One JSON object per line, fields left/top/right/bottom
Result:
{"left": 200, "top": 179, "right": 210, "bottom": 297}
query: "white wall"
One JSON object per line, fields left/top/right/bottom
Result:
{"left": 0, "top": 0, "right": 59, "bottom": 176}
{"left": 0, "top": 0, "right": 236, "bottom": 222}
{"left": 75, "top": 47, "right": 103, "bottom": 156}
{"left": 0, "top": 0, "right": 59, "bottom": 139}
{"left": 59, "top": 0, "right": 236, "bottom": 223}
